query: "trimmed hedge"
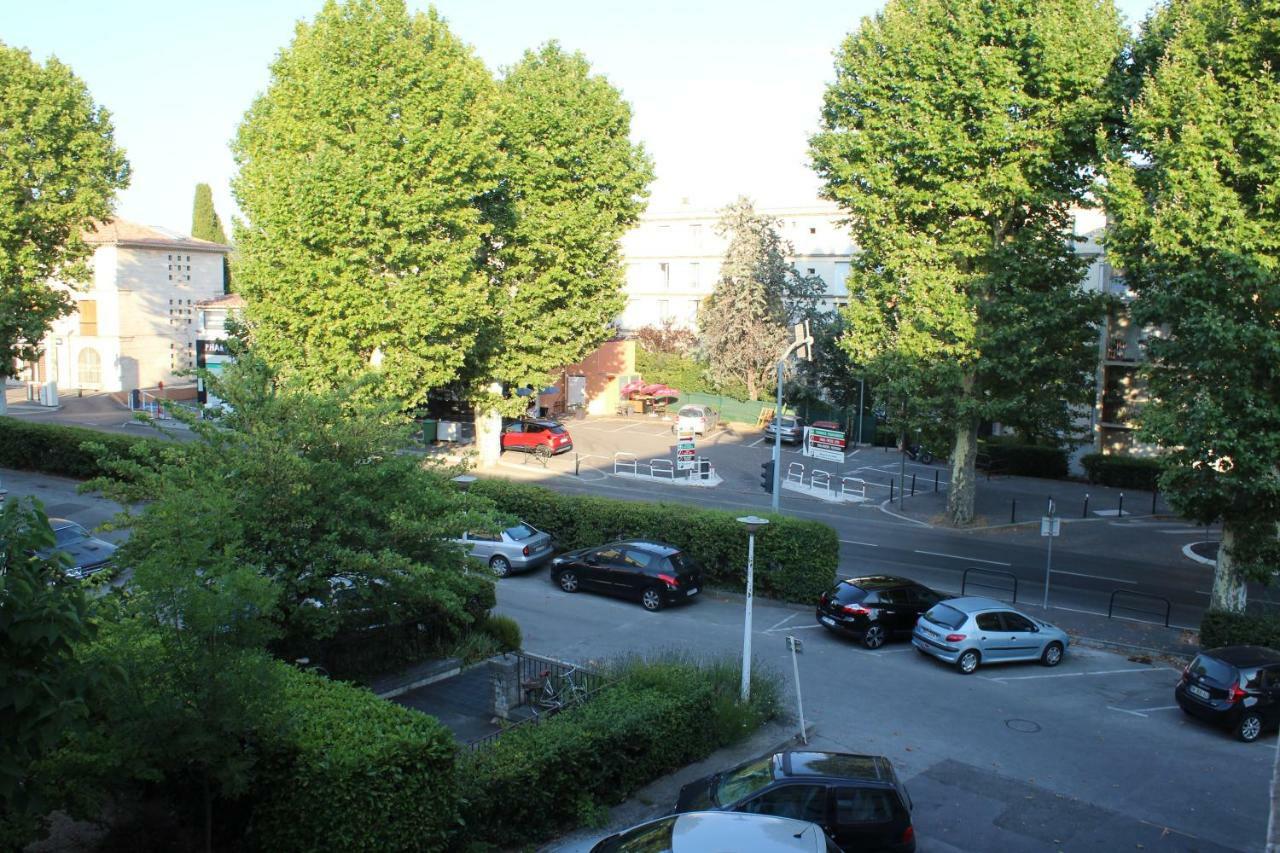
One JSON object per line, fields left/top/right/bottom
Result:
{"left": 470, "top": 478, "right": 839, "bottom": 603}
{"left": 250, "top": 665, "right": 459, "bottom": 852}
{"left": 0, "top": 416, "right": 164, "bottom": 479}
{"left": 456, "top": 659, "right": 778, "bottom": 847}
{"left": 1081, "top": 452, "right": 1162, "bottom": 490}
{"left": 1199, "top": 611, "right": 1280, "bottom": 651}
{"left": 980, "top": 440, "right": 1069, "bottom": 480}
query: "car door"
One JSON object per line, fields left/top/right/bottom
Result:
{"left": 905, "top": 585, "right": 941, "bottom": 628}
{"left": 738, "top": 783, "right": 829, "bottom": 826}
{"left": 522, "top": 423, "right": 548, "bottom": 450}
{"left": 464, "top": 531, "right": 497, "bottom": 562}
{"left": 501, "top": 421, "right": 524, "bottom": 451}
{"left": 999, "top": 612, "right": 1042, "bottom": 660}
{"left": 1261, "top": 667, "right": 1280, "bottom": 726}
{"left": 583, "top": 546, "right": 627, "bottom": 593}
{"left": 873, "top": 588, "right": 911, "bottom": 636}
{"left": 830, "top": 785, "right": 905, "bottom": 851}
{"left": 618, "top": 548, "right": 659, "bottom": 598}
{"left": 974, "top": 612, "right": 1009, "bottom": 661}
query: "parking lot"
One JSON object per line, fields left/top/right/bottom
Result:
{"left": 493, "top": 571, "right": 1272, "bottom": 852}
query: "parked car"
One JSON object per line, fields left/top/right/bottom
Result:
{"left": 672, "top": 404, "right": 719, "bottom": 436}
{"left": 765, "top": 415, "right": 806, "bottom": 444}
{"left": 450, "top": 522, "right": 554, "bottom": 577}
{"left": 817, "top": 576, "right": 945, "bottom": 649}
{"left": 500, "top": 418, "right": 573, "bottom": 457}
{"left": 591, "top": 811, "right": 839, "bottom": 853}
{"left": 676, "top": 751, "right": 915, "bottom": 853}
{"left": 39, "top": 518, "right": 117, "bottom": 579}
{"left": 1175, "top": 645, "right": 1280, "bottom": 742}
{"left": 550, "top": 540, "right": 702, "bottom": 611}
{"left": 912, "top": 596, "right": 1069, "bottom": 674}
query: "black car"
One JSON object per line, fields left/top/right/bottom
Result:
{"left": 1175, "top": 645, "right": 1280, "bottom": 742}
{"left": 676, "top": 751, "right": 916, "bottom": 853}
{"left": 550, "top": 540, "right": 702, "bottom": 611}
{"left": 38, "top": 518, "right": 117, "bottom": 579}
{"left": 817, "top": 576, "right": 944, "bottom": 649}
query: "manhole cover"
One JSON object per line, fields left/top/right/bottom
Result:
{"left": 1005, "top": 718, "right": 1042, "bottom": 733}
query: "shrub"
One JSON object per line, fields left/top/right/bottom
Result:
{"left": 635, "top": 347, "right": 750, "bottom": 400}
{"left": 0, "top": 416, "right": 164, "bottom": 480}
{"left": 980, "top": 439, "right": 1069, "bottom": 479}
{"left": 1081, "top": 452, "right": 1163, "bottom": 490}
{"left": 482, "top": 614, "right": 522, "bottom": 651}
{"left": 1199, "top": 611, "right": 1280, "bottom": 651}
{"left": 455, "top": 657, "right": 779, "bottom": 847}
{"left": 250, "top": 665, "right": 459, "bottom": 852}
{"left": 470, "top": 479, "right": 838, "bottom": 603}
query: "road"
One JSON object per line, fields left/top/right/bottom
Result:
{"left": 492, "top": 571, "right": 1270, "bottom": 852}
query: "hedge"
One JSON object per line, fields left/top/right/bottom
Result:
{"left": 249, "top": 665, "right": 459, "bottom": 852}
{"left": 1199, "top": 611, "right": 1280, "bottom": 651}
{"left": 455, "top": 658, "right": 778, "bottom": 847}
{"left": 1080, "top": 452, "right": 1162, "bottom": 490}
{"left": 0, "top": 416, "right": 165, "bottom": 479}
{"left": 470, "top": 478, "right": 839, "bottom": 603}
{"left": 980, "top": 440, "right": 1069, "bottom": 480}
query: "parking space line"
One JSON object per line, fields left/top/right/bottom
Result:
{"left": 839, "top": 539, "right": 880, "bottom": 548}
{"left": 1107, "top": 704, "right": 1179, "bottom": 718}
{"left": 766, "top": 613, "right": 797, "bottom": 632}
{"left": 989, "top": 667, "right": 1177, "bottom": 682}
{"left": 764, "top": 624, "right": 824, "bottom": 634}
{"left": 914, "top": 550, "right": 1011, "bottom": 567}
{"left": 1052, "top": 570, "right": 1136, "bottom": 584}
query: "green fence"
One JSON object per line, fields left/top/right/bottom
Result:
{"left": 674, "top": 392, "right": 876, "bottom": 443}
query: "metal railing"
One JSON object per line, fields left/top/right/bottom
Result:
{"left": 465, "top": 652, "right": 609, "bottom": 751}
{"left": 1108, "top": 590, "right": 1171, "bottom": 627}
{"left": 961, "top": 567, "right": 1019, "bottom": 602}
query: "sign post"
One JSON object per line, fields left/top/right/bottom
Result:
{"left": 786, "top": 635, "right": 807, "bottom": 745}
{"left": 1041, "top": 501, "right": 1061, "bottom": 608}
{"left": 676, "top": 431, "right": 696, "bottom": 471}
{"left": 804, "top": 425, "right": 847, "bottom": 463}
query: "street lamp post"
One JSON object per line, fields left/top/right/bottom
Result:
{"left": 452, "top": 474, "right": 478, "bottom": 573}
{"left": 737, "top": 515, "right": 769, "bottom": 701}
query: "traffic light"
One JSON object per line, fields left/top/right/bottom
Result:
{"left": 761, "top": 460, "right": 775, "bottom": 493}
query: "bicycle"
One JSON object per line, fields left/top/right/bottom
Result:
{"left": 525, "top": 666, "right": 587, "bottom": 712}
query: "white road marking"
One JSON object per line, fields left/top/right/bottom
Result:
{"left": 1107, "top": 704, "right": 1180, "bottom": 718}
{"left": 990, "top": 667, "right": 1176, "bottom": 682}
{"left": 1158, "top": 529, "right": 1209, "bottom": 535}
{"left": 914, "top": 550, "right": 1012, "bottom": 567}
{"left": 748, "top": 437, "right": 766, "bottom": 448}
{"left": 1048, "top": 604, "right": 1110, "bottom": 618}
{"left": 764, "top": 624, "right": 824, "bottom": 634}
{"left": 1052, "top": 570, "right": 1136, "bottom": 585}
{"left": 839, "top": 539, "right": 880, "bottom": 548}
{"left": 766, "top": 613, "right": 797, "bottom": 632}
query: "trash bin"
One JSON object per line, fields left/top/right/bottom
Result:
{"left": 419, "top": 419, "right": 438, "bottom": 443}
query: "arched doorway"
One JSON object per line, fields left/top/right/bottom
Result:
{"left": 77, "top": 347, "right": 101, "bottom": 388}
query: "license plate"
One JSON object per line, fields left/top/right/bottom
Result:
{"left": 821, "top": 616, "right": 836, "bottom": 627}
{"left": 1189, "top": 685, "right": 1210, "bottom": 700}
{"left": 686, "top": 587, "right": 699, "bottom": 596}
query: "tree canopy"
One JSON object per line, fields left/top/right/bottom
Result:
{"left": 0, "top": 42, "right": 129, "bottom": 381}
{"left": 1103, "top": 0, "right": 1280, "bottom": 611}
{"left": 810, "top": 0, "right": 1123, "bottom": 525}
{"left": 190, "top": 183, "right": 227, "bottom": 244}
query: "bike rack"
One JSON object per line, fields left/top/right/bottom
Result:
{"left": 1107, "top": 589, "right": 1172, "bottom": 627}
{"left": 649, "top": 458, "right": 674, "bottom": 480}
{"left": 613, "top": 452, "right": 637, "bottom": 476}
{"left": 840, "top": 477, "right": 867, "bottom": 501}
{"left": 787, "top": 462, "right": 805, "bottom": 485}
{"left": 961, "top": 567, "right": 1019, "bottom": 602}
{"left": 811, "top": 470, "right": 832, "bottom": 497}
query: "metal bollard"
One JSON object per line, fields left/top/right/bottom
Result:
{"left": 1118, "top": 492, "right": 1125, "bottom": 517}
{"left": 890, "top": 478, "right": 895, "bottom": 503}
{"left": 1082, "top": 493, "right": 1090, "bottom": 518}
{"left": 934, "top": 471, "right": 940, "bottom": 492}
{"left": 1010, "top": 499, "right": 1016, "bottom": 524}
{"left": 575, "top": 453, "right": 581, "bottom": 477}
{"left": 1152, "top": 488, "right": 1157, "bottom": 514}
{"left": 911, "top": 473, "right": 916, "bottom": 497}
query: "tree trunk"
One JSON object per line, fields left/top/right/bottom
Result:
{"left": 947, "top": 417, "right": 978, "bottom": 527}
{"left": 1209, "top": 522, "right": 1247, "bottom": 613}
{"left": 746, "top": 373, "right": 758, "bottom": 401}
{"left": 473, "top": 406, "right": 503, "bottom": 468}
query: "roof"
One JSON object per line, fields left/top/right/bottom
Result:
{"left": 618, "top": 540, "right": 681, "bottom": 555}
{"left": 939, "top": 596, "right": 1009, "bottom": 613}
{"left": 195, "top": 293, "right": 246, "bottom": 309}
{"left": 1204, "top": 646, "right": 1280, "bottom": 668}
{"left": 839, "top": 576, "right": 917, "bottom": 590}
{"left": 83, "top": 218, "right": 230, "bottom": 254}
{"left": 669, "top": 812, "right": 825, "bottom": 852}
{"left": 782, "top": 752, "right": 891, "bottom": 784}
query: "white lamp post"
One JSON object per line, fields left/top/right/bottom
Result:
{"left": 451, "top": 474, "right": 477, "bottom": 493}
{"left": 737, "top": 515, "right": 769, "bottom": 701}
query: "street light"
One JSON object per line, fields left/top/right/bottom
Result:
{"left": 453, "top": 474, "right": 478, "bottom": 574}
{"left": 737, "top": 515, "right": 769, "bottom": 701}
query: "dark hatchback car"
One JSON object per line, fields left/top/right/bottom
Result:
{"left": 1175, "top": 645, "right": 1280, "bottom": 742}
{"left": 676, "top": 751, "right": 916, "bottom": 853}
{"left": 39, "top": 518, "right": 118, "bottom": 579}
{"left": 550, "top": 541, "right": 702, "bottom": 611}
{"left": 817, "top": 576, "right": 944, "bottom": 649}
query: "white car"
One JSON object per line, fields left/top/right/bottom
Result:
{"left": 591, "top": 811, "right": 838, "bottom": 853}
{"left": 672, "top": 404, "right": 719, "bottom": 435}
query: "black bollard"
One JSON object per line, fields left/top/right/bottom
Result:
{"left": 1082, "top": 493, "right": 1090, "bottom": 518}
{"left": 1118, "top": 492, "right": 1125, "bottom": 517}
{"left": 890, "top": 478, "right": 895, "bottom": 503}
{"left": 934, "top": 471, "right": 940, "bottom": 492}
{"left": 911, "top": 473, "right": 917, "bottom": 497}
{"left": 1152, "top": 488, "right": 1157, "bottom": 514}
{"left": 1010, "top": 499, "right": 1017, "bottom": 524}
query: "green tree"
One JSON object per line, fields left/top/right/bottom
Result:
{"left": 477, "top": 42, "right": 653, "bottom": 400}
{"left": 1103, "top": 0, "right": 1280, "bottom": 612}
{"left": 0, "top": 43, "right": 129, "bottom": 381}
{"left": 810, "top": 0, "right": 1122, "bottom": 525}
{"left": 190, "top": 182, "right": 227, "bottom": 244}
{"left": 699, "top": 199, "right": 821, "bottom": 400}
{"left": 231, "top": 0, "right": 501, "bottom": 408}
{"left": 0, "top": 499, "right": 101, "bottom": 847}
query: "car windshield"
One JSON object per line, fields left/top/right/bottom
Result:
{"left": 924, "top": 603, "right": 968, "bottom": 630}
{"left": 594, "top": 815, "right": 675, "bottom": 852}
{"left": 504, "top": 524, "right": 536, "bottom": 541}
{"left": 679, "top": 407, "right": 701, "bottom": 417}
{"left": 54, "top": 524, "right": 89, "bottom": 546}
{"left": 715, "top": 756, "right": 777, "bottom": 805}
{"left": 829, "top": 583, "right": 867, "bottom": 604}
{"left": 1188, "top": 654, "right": 1237, "bottom": 685}
{"left": 549, "top": 425, "right": 567, "bottom": 434}
{"left": 667, "top": 552, "right": 690, "bottom": 572}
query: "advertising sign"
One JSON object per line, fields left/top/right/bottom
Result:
{"left": 676, "top": 431, "right": 696, "bottom": 470}
{"left": 803, "top": 426, "right": 846, "bottom": 463}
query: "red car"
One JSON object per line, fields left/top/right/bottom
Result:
{"left": 501, "top": 419, "right": 574, "bottom": 457}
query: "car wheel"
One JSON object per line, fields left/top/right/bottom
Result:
{"left": 641, "top": 587, "right": 663, "bottom": 612}
{"left": 1236, "top": 711, "right": 1264, "bottom": 743}
{"left": 957, "top": 649, "right": 980, "bottom": 674}
{"left": 920, "top": 451, "right": 935, "bottom": 464}
{"left": 863, "top": 624, "right": 887, "bottom": 650}
{"left": 489, "top": 555, "right": 512, "bottom": 578}
{"left": 1041, "top": 642, "right": 1064, "bottom": 667}
{"left": 557, "top": 571, "right": 579, "bottom": 593}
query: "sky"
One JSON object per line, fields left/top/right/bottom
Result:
{"left": 3, "top": 0, "right": 1157, "bottom": 235}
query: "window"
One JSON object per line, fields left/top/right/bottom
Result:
{"left": 78, "top": 300, "right": 98, "bottom": 336}
{"left": 835, "top": 787, "right": 897, "bottom": 825}
{"left": 689, "top": 224, "right": 702, "bottom": 243}
{"left": 688, "top": 299, "right": 700, "bottom": 320}
{"left": 658, "top": 262, "right": 670, "bottom": 289}
{"left": 595, "top": 547, "right": 625, "bottom": 563}
{"left": 975, "top": 613, "right": 1002, "bottom": 632}
{"left": 624, "top": 549, "right": 654, "bottom": 568}
{"left": 741, "top": 784, "right": 827, "bottom": 824}
{"left": 807, "top": 267, "right": 816, "bottom": 275}
{"left": 467, "top": 531, "right": 500, "bottom": 542}
{"left": 689, "top": 262, "right": 700, "bottom": 287}
{"left": 1001, "top": 613, "right": 1036, "bottom": 633}
{"left": 657, "top": 300, "right": 670, "bottom": 321}
{"left": 809, "top": 227, "right": 816, "bottom": 235}
{"left": 77, "top": 348, "right": 101, "bottom": 386}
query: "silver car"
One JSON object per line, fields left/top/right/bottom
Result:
{"left": 451, "top": 522, "right": 553, "bottom": 577}
{"left": 764, "top": 415, "right": 805, "bottom": 444}
{"left": 672, "top": 404, "right": 719, "bottom": 435}
{"left": 912, "top": 596, "right": 1069, "bottom": 674}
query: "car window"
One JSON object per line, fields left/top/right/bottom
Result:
{"left": 715, "top": 756, "right": 777, "bottom": 805}
{"left": 595, "top": 547, "right": 625, "bottom": 563}
{"left": 467, "top": 530, "right": 500, "bottom": 542}
{"left": 830, "top": 583, "right": 867, "bottom": 605}
{"left": 975, "top": 613, "right": 1002, "bottom": 632}
{"left": 834, "top": 787, "right": 899, "bottom": 825}
{"left": 1188, "top": 654, "right": 1236, "bottom": 685}
{"left": 924, "top": 603, "right": 967, "bottom": 630}
{"left": 667, "top": 552, "right": 691, "bottom": 572}
{"left": 593, "top": 815, "right": 676, "bottom": 853}
{"left": 1241, "top": 667, "right": 1264, "bottom": 690}
{"left": 525, "top": 424, "right": 545, "bottom": 435}
{"left": 910, "top": 586, "right": 940, "bottom": 607}
{"left": 679, "top": 406, "right": 699, "bottom": 417}
{"left": 1263, "top": 667, "right": 1280, "bottom": 689}
{"left": 549, "top": 425, "right": 567, "bottom": 434}
{"left": 1002, "top": 613, "right": 1036, "bottom": 632}
{"left": 877, "top": 589, "right": 906, "bottom": 605}
{"left": 504, "top": 524, "right": 536, "bottom": 541}
{"left": 741, "top": 784, "right": 827, "bottom": 824}
{"left": 54, "top": 524, "right": 90, "bottom": 546}
{"left": 624, "top": 549, "right": 654, "bottom": 569}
